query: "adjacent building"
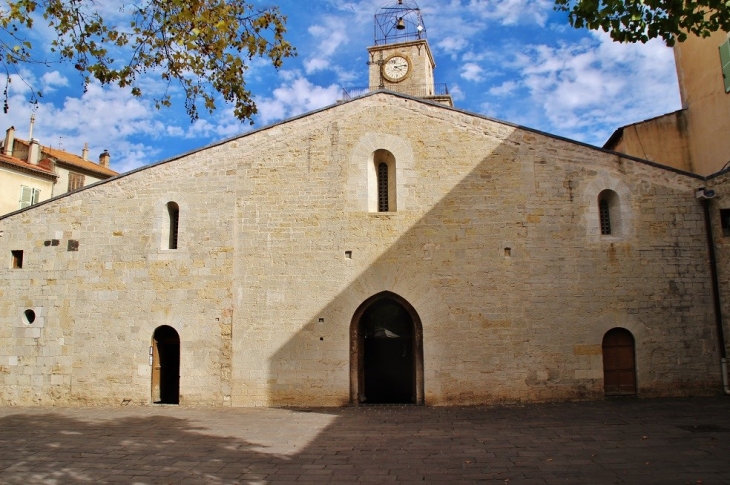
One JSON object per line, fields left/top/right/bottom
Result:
{"left": 605, "top": 30, "right": 730, "bottom": 176}
{"left": 0, "top": 126, "right": 118, "bottom": 215}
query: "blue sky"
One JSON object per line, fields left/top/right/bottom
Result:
{"left": 2, "top": 0, "right": 681, "bottom": 173}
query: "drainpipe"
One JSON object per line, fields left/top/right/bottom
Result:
{"left": 698, "top": 188, "right": 730, "bottom": 395}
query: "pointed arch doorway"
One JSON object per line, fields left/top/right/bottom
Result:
{"left": 350, "top": 292, "right": 424, "bottom": 405}
{"left": 152, "top": 325, "right": 180, "bottom": 404}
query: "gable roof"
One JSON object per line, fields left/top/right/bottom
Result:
{"left": 1, "top": 90, "right": 711, "bottom": 221}
{"left": 13, "top": 138, "right": 118, "bottom": 178}
{"left": 0, "top": 152, "right": 57, "bottom": 179}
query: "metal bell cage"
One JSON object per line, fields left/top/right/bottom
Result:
{"left": 374, "top": 0, "right": 427, "bottom": 45}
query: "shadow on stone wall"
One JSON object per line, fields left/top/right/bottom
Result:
{"left": 265, "top": 125, "right": 714, "bottom": 406}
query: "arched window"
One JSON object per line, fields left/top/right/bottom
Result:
{"left": 378, "top": 162, "right": 389, "bottom": 212}
{"left": 166, "top": 202, "right": 180, "bottom": 250}
{"left": 599, "top": 198, "right": 611, "bottom": 235}
{"left": 598, "top": 190, "right": 620, "bottom": 236}
{"left": 369, "top": 149, "right": 396, "bottom": 212}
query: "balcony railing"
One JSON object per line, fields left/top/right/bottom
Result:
{"left": 341, "top": 83, "right": 449, "bottom": 100}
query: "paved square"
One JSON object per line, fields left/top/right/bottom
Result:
{"left": 0, "top": 398, "right": 729, "bottom": 484}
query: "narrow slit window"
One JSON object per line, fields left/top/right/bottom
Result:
{"left": 11, "top": 250, "right": 23, "bottom": 269}
{"left": 599, "top": 198, "right": 611, "bottom": 235}
{"left": 721, "top": 209, "right": 730, "bottom": 237}
{"left": 377, "top": 162, "right": 389, "bottom": 212}
{"left": 167, "top": 202, "right": 180, "bottom": 249}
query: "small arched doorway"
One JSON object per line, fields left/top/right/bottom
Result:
{"left": 602, "top": 327, "right": 637, "bottom": 396}
{"left": 350, "top": 292, "right": 424, "bottom": 405}
{"left": 152, "top": 326, "right": 180, "bottom": 404}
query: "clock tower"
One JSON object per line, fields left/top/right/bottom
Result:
{"left": 367, "top": 0, "right": 453, "bottom": 107}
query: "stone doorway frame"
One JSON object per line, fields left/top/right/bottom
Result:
{"left": 349, "top": 291, "right": 424, "bottom": 405}
{"left": 151, "top": 325, "right": 181, "bottom": 404}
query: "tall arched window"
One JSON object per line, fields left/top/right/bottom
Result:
{"left": 166, "top": 202, "right": 180, "bottom": 250}
{"left": 378, "top": 162, "right": 389, "bottom": 212}
{"left": 599, "top": 198, "right": 611, "bottom": 235}
{"left": 369, "top": 149, "right": 396, "bottom": 212}
{"left": 598, "top": 190, "right": 620, "bottom": 236}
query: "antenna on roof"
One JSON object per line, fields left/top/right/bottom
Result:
{"left": 29, "top": 114, "right": 35, "bottom": 140}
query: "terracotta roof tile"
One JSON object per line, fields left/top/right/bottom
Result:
{"left": 0, "top": 152, "right": 57, "bottom": 178}
{"left": 14, "top": 139, "right": 118, "bottom": 177}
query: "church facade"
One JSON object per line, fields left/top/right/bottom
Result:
{"left": 1, "top": 2, "right": 729, "bottom": 407}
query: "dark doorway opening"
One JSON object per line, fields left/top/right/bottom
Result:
{"left": 152, "top": 325, "right": 180, "bottom": 404}
{"left": 350, "top": 292, "right": 424, "bottom": 405}
{"left": 602, "top": 327, "right": 637, "bottom": 397}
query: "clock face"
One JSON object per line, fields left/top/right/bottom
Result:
{"left": 383, "top": 55, "right": 410, "bottom": 82}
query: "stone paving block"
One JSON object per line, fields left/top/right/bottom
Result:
{"left": 0, "top": 398, "right": 729, "bottom": 484}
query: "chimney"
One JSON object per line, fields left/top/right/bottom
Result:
{"left": 3, "top": 126, "right": 15, "bottom": 156}
{"left": 28, "top": 138, "right": 40, "bottom": 165}
{"left": 99, "top": 149, "right": 110, "bottom": 168}
{"left": 82, "top": 142, "right": 89, "bottom": 161}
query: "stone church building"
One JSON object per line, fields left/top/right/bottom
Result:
{"left": 1, "top": 2, "right": 729, "bottom": 407}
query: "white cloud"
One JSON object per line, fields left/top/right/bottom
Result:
{"left": 40, "top": 71, "right": 69, "bottom": 92}
{"left": 465, "top": 0, "right": 554, "bottom": 26}
{"left": 510, "top": 32, "right": 680, "bottom": 144}
{"left": 489, "top": 80, "right": 518, "bottom": 97}
{"left": 305, "top": 58, "right": 330, "bottom": 74}
{"left": 461, "top": 63, "right": 485, "bottom": 82}
{"left": 437, "top": 36, "right": 469, "bottom": 58}
{"left": 3, "top": 80, "right": 171, "bottom": 172}
{"left": 449, "top": 84, "right": 465, "bottom": 101}
{"left": 305, "top": 16, "right": 352, "bottom": 78}
{"left": 255, "top": 77, "right": 341, "bottom": 125}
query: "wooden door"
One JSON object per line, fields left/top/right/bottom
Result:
{"left": 602, "top": 328, "right": 637, "bottom": 396}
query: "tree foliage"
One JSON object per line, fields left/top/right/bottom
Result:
{"left": 0, "top": 0, "right": 295, "bottom": 121}
{"left": 554, "top": 0, "right": 730, "bottom": 45}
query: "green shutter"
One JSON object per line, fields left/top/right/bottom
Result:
{"left": 31, "top": 188, "right": 40, "bottom": 204}
{"left": 19, "top": 186, "right": 32, "bottom": 209}
{"left": 720, "top": 39, "right": 730, "bottom": 93}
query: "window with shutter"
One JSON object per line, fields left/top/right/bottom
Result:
{"left": 19, "top": 186, "right": 41, "bottom": 209}
{"left": 720, "top": 38, "right": 730, "bottom": 93}
{"left": 19, "top": 186, "right": 32, "bottom": 209}
{"left": 68, "top": 172, "right": 85, "bottom": 191}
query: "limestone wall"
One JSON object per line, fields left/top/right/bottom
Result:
{"left": 0, "top": 93, "right": 722, "bottom": 406}
{"left": 0, "top": 149, "right": 237, "bottom": 405}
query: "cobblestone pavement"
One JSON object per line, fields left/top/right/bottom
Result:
{"left": 0, "top": 398, "right": 729, "bottom": 484}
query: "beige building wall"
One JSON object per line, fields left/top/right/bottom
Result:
{"left": 52, "top": 166, "right": 109, "bottom": 197}
{"left": 0, "top": 93, "right": 723, "bottom": 407}
{"left": 606, "top": 31, "right": 730, "bottom": 176}
{"left": 674, "top": 30, "right": 730, "bottom": 175}
{"left": 607, "top": 111, "right": 693, "bottom": 173}
{"left": 0, "top": 166, "right": 54, "bottom": 215}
